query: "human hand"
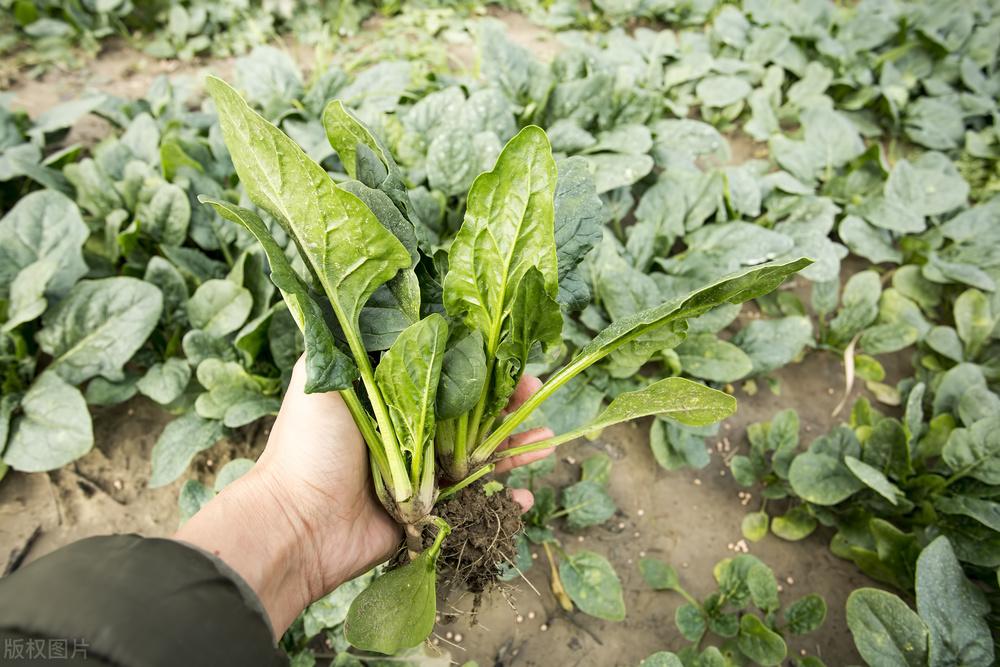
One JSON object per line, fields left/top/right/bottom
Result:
{"left": 175, "top": 356, "right": 554, "bottom": 635}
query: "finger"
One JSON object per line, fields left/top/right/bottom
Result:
{"left": 503, "top": 374, "right": 543, "bottom": 414}
{"left": 509, "top": 488, "right": 534, "bottom": 512}
{"left": 494, "top": 445, "right": 556, "bottom": 474}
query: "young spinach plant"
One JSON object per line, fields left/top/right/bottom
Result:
{"left": 203, "top": 75, "right": 809, "bottom": 652}
{"left": 640, "top": 554, "right": 827, "bottom": 667}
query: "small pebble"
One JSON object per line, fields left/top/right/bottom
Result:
{"left": 681, "top": 562, "right": 689, "bottom": 568}
{"left": 113, "top": 479, "right": 123, "bottom": 491}
{"left": 633, "top": 531, "right": 640, "bottom": 538}
{"left": 435, "top": 614, "right": 441, "bottom": 623}
{"left": 445, "top": 631, "right": 453, "bottom": 640}
{"left": 827, "top": 387, "right": 835, "bottom": 395}
{"left": 719, "top": 470, "right": 726, "bottom": 476}
{"left": 516, "top": 615, "right": 524, "bottom": 623}
{"left": 800, "top": 650, "right": 807, "bottom": 656}
{"left": 540, "top": 624, "right": 549, "bottom": 632}
{"left": 433, "top": 638, "right": 440, "bottom": 646}
{"left": 626, "top": 558, "right": 633, "bottom": 564}
{"left": 693, "top": 478, "right": 702, "bottom": 486}
{"left": 639, "top": 551, "right": 646, "bottom": 557}
{"left": 577, "top": 535, "right": 584, "bottom": 542}
{"left": 727, "top": 542, "right": 734, "bottom": 550}
{"left": 206, "top": 459, "right": 214, "bottom": 468}
{"left": 532, "top": 552, "right": 538, "bottom": 560}
{"left": 454, "top": 633, "right": 463, "bottom": 643}
{"left": 637, "top": 509, "right": 645, "bottom": 517}
{"left": 566, "top": 456, "right": 576, "bottom": 465}
{"left": 724, "top": 422, "right": 732, "bottom": 430}
{"left": 618, "top": 522, "right": 626, "bottom": 530}
{"left": 778, "top": 584, "right": 784, "bottom": 592}
{"left": 128, "top": 409, "right": 134, "bottom": 416}
{"left": 786, "top": 576, "right": 795, "bottom": 585}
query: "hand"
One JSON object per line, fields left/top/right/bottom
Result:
{"left": 174, "top": 356, "right": 554, "bottom": 636}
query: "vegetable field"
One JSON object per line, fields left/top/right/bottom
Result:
{"left": 1, "top": 1, "right": 998, "bottom": 666}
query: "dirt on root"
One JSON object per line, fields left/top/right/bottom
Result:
{"left": 427, "top": 482, "right": 523, "bottom": 596}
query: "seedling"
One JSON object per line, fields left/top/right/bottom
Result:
{"left": 203, "top": 75, "right": 809, "bottom": 652}
{"left": 639, "top": 554, "right": 827, "bottom": 666}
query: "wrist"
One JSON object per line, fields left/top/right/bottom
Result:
{"left": 173, "top": 466, "right": 330, "bottom": 636}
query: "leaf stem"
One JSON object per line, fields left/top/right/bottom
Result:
{"left": 437, "top": 463, "right": 495, "bottom": 502}
{"left": 427, "top": 516, "right": 451, "bottom": 560}
{"left": 493, "top": 427, "right": 589, "bottom": 460}
{"left": 341, "top": 387, "right": 391, "bottom": 482}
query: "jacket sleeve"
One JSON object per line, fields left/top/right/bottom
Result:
{"left": 0, "top": 534, "right": 287, "bottom": 666}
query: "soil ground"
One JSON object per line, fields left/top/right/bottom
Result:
{"left": 0, "top": 11, "right": 894, "bottom": 666}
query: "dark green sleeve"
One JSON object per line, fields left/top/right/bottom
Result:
{"left": 0, "top": 534, "right": 287, "bottom": 666}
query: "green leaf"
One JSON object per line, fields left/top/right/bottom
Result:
{"left": 676, "top": 333, "right": 754, "bottom": 383}
{"left": 136, "top": 358, "right": 191, "bottom": 405}
{"left": 788, "top": 452, "right": 864, "bottom": 505}
{"left": 844, "top": 456, "right": 906, "bottom": 505}
{"left": 491, "top": 267, "right": 563, "bottom": 417}
{"left": 206, "top": 76, "right": 409, "bottom": 357}
{"left": 935, "top": 496, "right": 1000, "bottom": 532}
{"left": 149, "top": 413, "right": 225, "bottom": 488}
{"left": 696, "top": 75, "right": 752, "bottom": 107}
{"left": 559, "top": 550, "right": 625, "bottom": 621}
{"left": 847, "top": 588, "right": 928, "bottom": 667}
{"left": 943, "top": 416, "right": 1000, "bottom": 484}
{"left": 553, "top": 156, "right": 602, "bottom": 309}
{"left": 747, "top": 563, "right": 779, "bottom": 612}
{"left": 771, "top": 506, "right": 817, "bottom": 541}
{"left": 639, "top": 652, "right": 683, "bottom": 667}
{"left": 186, "top": 278, "right": 253, "bottom": 338}
{"left": 2, "top": 372, "right": 92, "bottom": 472}
{"left": 784, "top": 594, "right": 827, "bottom": 635}
{"left": 344, "top": 550, "right": 437, "bottom": 654}
{"left": 0, "top": 190, "right": 88, "bottom": 331}
{"left": 375, "top": 315, "right": 447, "bottom": 465}
{"left": 201, "top": 198, "right": 356, "bottom": 393}
{"left": 737, "top": 614, "right": 786, "bottom": 666}
{"left": 732, "top": 316, "right": 813, "bottom": 374}
{"left": 322, "top": 99, "right": 412, "bottom": 219}
{"left": 303, "top": 571, "right": 375, "bottom": 638}
{"left": 561, "top": 480, "right": 616, "bottom": 530}
{"left": 859, "top": 323, "right": 919, "bottom": 355}
{"left": 916, "top": 537, "right": 994, "bottom": 667}
{"left": 178, "top": 480, "right": 214, "bottom": 524}
{"left": 639, "top": 557, "right": 679, "bottom": 590}
{"left": 650, "top": 419, "right": 711, "bottom": 471}
{"left": 37, "top": 277, "right": 163, "bottom": 385}
{"left": 954, "top": 288, "right": 992, "bottom": 359}
{"left": 443, "top": 125, "right": 559, "bottom": 355}
{"left": 742, "top": 511, "right": 769, "bottom": 542}
{"left": 85, "top": 376, "right": 139, "bottom": 406}
{"left": 139, "top": 183, "right": 190, "bottom": 245}
{"left": 550, "top": 377, "right": 734, "bottom": 448}
{"left": 675, "top": 603, "right": 706, "bottom": 642}
{"left": 436, "top": 331, "right": 487, "bottom": 421}
{"left": 580, "top": 453, "right": 612, "bottom": 486}
{"left": 214, "top": 458, "right": 254, "bottom": 492}
{"left": 829, "top": 270, "right": 881, "bottom": 343}
{"left": 578, "top": 259, "right": 810, "bottom": 376}
{"left": 194, "top": 359, "right": 279, "bottom": 428}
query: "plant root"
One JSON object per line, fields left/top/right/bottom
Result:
{"left": 426, "top": 480, "right": 522, "bottom": 596}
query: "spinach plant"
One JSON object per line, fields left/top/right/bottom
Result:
{"left": 847, "top": 536, "right": 994, "bottom": 666}
{"left": 639, "top": 554, "right": 827, "bottom": 667}
{"left": 204, "top": 74, "right": 808, "bottom": 652}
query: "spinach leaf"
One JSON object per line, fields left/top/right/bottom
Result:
{"left": 38, "top": 277, "right": 163, "bottom": 385}
{"left": 2, "top": 372, "right": 92, "bottom": 472}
